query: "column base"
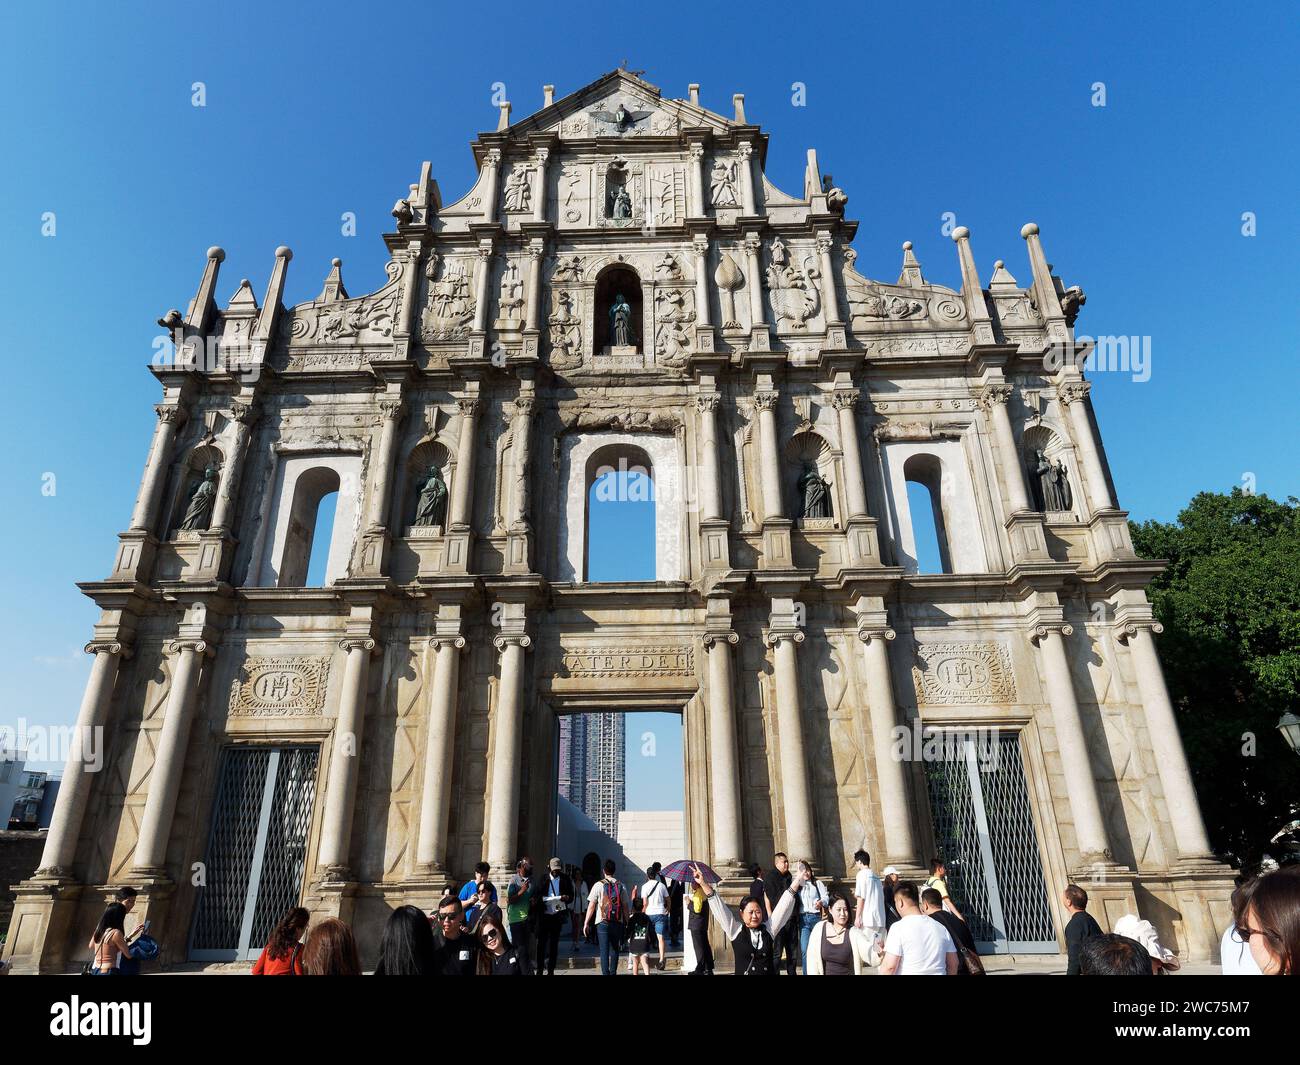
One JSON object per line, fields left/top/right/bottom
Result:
{"left": 1005, "top": 512, "right": 1051, "bottom": 562}
{"left": 700, "top": 518, "right": 731, "bottom": 571}
{"left": 1, "top": 876, "right": 86, "bottom": 974}
{"left": 760, "top": 520, "right": 793, "bottom": 569}
{"left": 358, "top": 526, "right": 392, "bottom": 576}
{"left": 441, "top": 528, "right": 474, "bottom": 573}
{"left": 504, "top": 527, "right": 531, "bottom": 574}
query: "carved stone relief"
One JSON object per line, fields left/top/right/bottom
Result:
{"left": 912, "top": 643, "right": 1017, "bottom": 705}
{"left": 228, "top": 656, "right": 331, "bottom": 717}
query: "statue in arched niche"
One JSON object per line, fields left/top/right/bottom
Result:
{"left": 412, "top": 465, "right": 448, "bottom": 527}
{"left": 1029, "top": 448, "right": 1073, "bottom": 512}
{"left": 610, "top": 292, "right": 635, "bottom": 347}
{"left": 180, "top": 466, "right": 219, "bottom": 531}
{"left": 797, "top": 463, "right": 833, "bottom": 519}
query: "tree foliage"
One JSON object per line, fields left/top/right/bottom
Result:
{"left": 1130, "top": 490, "right": 1300, "bottom": 867}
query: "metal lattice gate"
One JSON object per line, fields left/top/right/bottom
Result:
{"left": 923, "top": 731, "right": 1057, "bottom": 953}
{"left": 190, "top": 746, "right": 319, "bottom": 961}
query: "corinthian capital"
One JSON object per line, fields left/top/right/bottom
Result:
{"left": 1057, "top": 381, "right": 1091, "bottom": 406}
{"left": 980, "top": 383, "right": 1014, "bottom": 410}
{"left": 753, "top": 390, "right": 779, "bottom": 413}
{"left": 155, "top": 404, "right": 186, "bottom": 425}
{"left": 832, "top": 389, "right": 860, "bottom": 411}
{"left": 696, "top": 392, "right": 720, "bottom": 415}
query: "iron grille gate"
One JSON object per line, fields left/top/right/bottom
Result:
{"left": 923, "top": 731, "right": 1057, "bottom": 953}
{"left": 190, "top": 746, "right": 319, "bottom": 961}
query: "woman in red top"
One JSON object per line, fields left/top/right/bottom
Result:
{"left": 252, "top": 907, "right": 310, "bottom": 975}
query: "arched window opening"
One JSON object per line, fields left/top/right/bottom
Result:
{"left": 903, "top": 454, "right": 952, "bottom": 575}
{"left": 279, "top": 467, "right": 341, "bottom": 587}
{"left": 594, "top": 264, "right": 642, "bottom": 354}
{"left": 584, "top": 444, "right": 654, "bottom": 582}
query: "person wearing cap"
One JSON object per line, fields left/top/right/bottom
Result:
{"left": 536, "top": 857, "right": 574, "bottom": 976}
{"left": 1113, "top": 913, "right": 1181, "bottom": 974}
{"left": 881, "top": 867, "right": 902, "bottom": 929}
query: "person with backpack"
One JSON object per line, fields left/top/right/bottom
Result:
{"left": 252, "top": 907, "right": 309, "bottom": 975}
{"left": 583, "top": 858, "right": 630, "bottom": 976}
{"left": 692, "top": 862, "right": 800, "bottom": 975}
{"left": 625, "top": 897, "right": 655, "bottom": 974}
{"left": 924, "top": 857, "right": 965, "bottom": 922}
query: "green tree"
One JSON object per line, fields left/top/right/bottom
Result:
{"left": 1130, "top": 490, "right": 1300, "bottom": 868}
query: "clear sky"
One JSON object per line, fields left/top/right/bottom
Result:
{"left": 1, "top": 1, "right": 1297, "bottom": 773}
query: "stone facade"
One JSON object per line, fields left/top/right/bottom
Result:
{"left": 2, "top": 70, "right": 1233, "bottom": 972}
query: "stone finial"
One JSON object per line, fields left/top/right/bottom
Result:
{"left": 207, "top": 246, "right": 226, "bottom": 262}
{"left": 318, "top": 257, "right": 348, "bottom": 302}
{"left": 497, "top": 100, "right": 511, "bottom": 131}
{"left": 688, "top": 83, "right": 700, "bottom": 107}
{"left": 543, "top": 84, "right": 555, "bottom": 108}
{"left": 275, "top": 245, "right": 293, "bottom": 261}
{"left": 897, "top": 241, "right": 926, "bottom": 288}
{"left": 227, "top": 279, "right": 258, "bottom": 310}
{"left": 1020, "top": 222, "right": 1040, "bottom": 239}
{"left": 732, "top": 93, "right": 746, "bottom": 124}
{"left": 951, "top": 226, "right": 970, "bottom": 241}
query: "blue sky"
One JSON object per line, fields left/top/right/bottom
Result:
{"left": 2, "top": 1, "right": 1297, "bottom": 774}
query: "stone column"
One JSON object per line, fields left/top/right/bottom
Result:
{"left": 688, "top": 143, "right": 706, "bottom": 217}
{"left": 415, "top": 634, "right": 465, "bottom": 873}
{"left": 210, "top": 402, "right": 254, "bottom": 533}
{"left": 816, "top": 233, "right": 842, "bottom": 325}
{"left": 472, "top": 244, "right": 493, "bottom": 334}
{"left": 481, "top": 148, "right": 502, "bottom": 222}
{"left": 981, "top": 383, "right": 1033, "bottom": 513}
{"left": 1030, "top": 623, "right": 1110, "bottom": 862}
{"left": 1059, "top": 380, "right": 1115, "bottom": 509}
{"left": 737, "top": 142, "right": 756, "bottom": 213}
{"left": 366, "top": 398, "right": 404, "bottom": 530}
{"left": 317, "top": 636, "right": 376, "bottom": 877}
{"left": 37, "top": 641, "right": 127, "bottom": 876}
{"left": 524, "top": 242, "right": 543, "bottom": 332}
{"left": 132, "top": 639, "right": 208, "bottom": 874}
{"left": 833, "top": 389, "right": 869, "bottom": 519}
{"left": 696, "top": 393, "right": 722, "bottom": 522}
{"left": 703, "top": 630, "right": 743, "bottom": 868}
{"left": 743, "top": 234, "right": 766, "bottom": 327}
{"left": 129, "top": 404, "right": 185, "bottom": 533}
{"left": 531, "top": 147, "right": 549, "bottom": 224}
{"left": 449, "top": 397, "right": 480, "bottom": 528}
{"left": 857, "top": 625, "right": 917, "bottom": 865}
{"left": 754, "top": 390, "right": 784, "bottom": 520}
{"left": 486, "top": 633, "right": 531, "bottom": 874}
{"left": 691, "top": 235, "right": 712, "bottom": 328}
{"left": 1118, "top": 621, "right": 1215, "bottom": 859}
{"left": 508, "top": 396, "right": 535, "bottom": 529}
{"left": 766, "top": 628, "right": 815, "bottom": 860}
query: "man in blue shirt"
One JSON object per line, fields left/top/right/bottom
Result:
{"left": 459, "top": 862, "right": 497, "bottom": 907}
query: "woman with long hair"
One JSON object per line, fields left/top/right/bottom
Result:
{"left": 793, "top": 859, "right": 830, "bottom": 972}
{"left": 1237, "top": 865, "right": 1300, "bottom": 975}
{"left": 87, "top": 902, "right": 132, "bottom": 975}
{"left": 252, "top": 907, "right": 310, "bottom": 975}
{"left": 475, "top": 908, "right": 532, "bottom": 974}
{"left": 804, "top": 892, "right": 881, "bottom": 975}
{"left": 373, "top": 904, "right": 437, "bottom": 975}
{"left": 301, "top": 917, "right": 361, "bottom": 976}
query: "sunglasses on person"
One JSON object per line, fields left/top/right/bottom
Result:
{"left": 438, "top": 911, "right": 460, "bottom": 923}
{"left": 481, "top": 927, "right": 501, "bottom": 941}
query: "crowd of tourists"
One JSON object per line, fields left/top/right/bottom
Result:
{"left": 81, "top": 854, "right": 1300, "bottom": 976}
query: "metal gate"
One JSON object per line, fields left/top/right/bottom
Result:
{"left": 923, "top": 731, "right": 1057, "bottom": 953}
{"left": 189, "top": 746, "right": 319, "bottom": 961}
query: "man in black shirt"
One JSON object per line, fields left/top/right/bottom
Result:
{"left": 921, "top": 888, "right": 979, "bottom": 972}
{"left": 1062, "top": 883, "right": 1103, "bottom": 976}
{"left": 762, "top": 852, "right": 798, "bottom": 975}
{"left": 431, "top": 895, "right": 479, "bottom": 975}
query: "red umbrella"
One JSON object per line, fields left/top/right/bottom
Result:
{"left": 661, "top": 860, "right": 720, "bottom": 885}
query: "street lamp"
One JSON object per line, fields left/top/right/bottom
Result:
{"left": 1277, "top": 712, "right": 1300, "bottom": 755}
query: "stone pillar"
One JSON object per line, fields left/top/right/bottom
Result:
{"left": 833, "top": 389, "right": 868, "bottom": 519}
{"left": 691, "top": 235, "right": 712, "bottom": 328}
{"left": 766, "top": 626, "right": 815, "bottom": 861}
{"left": 129, "top": 404, "right": 185, "bottom": 533}
{"left": 856, "top": 624, "right": 917, "bottom": 866}
{"left": 1030, "top": 623, "right": 1110, "bottom": 863}
{"left": 481, "top": 148, "right": 502, "bottom": 222}
{"left": 132, "top": 638, "right": 208, "bottom": 874}
{"left": 37, "top": 642, "right": 127, "bottom": 875}
{"left": 449, "top": 397, "right": 480, "bottom": 528}
{"left": 981, "top": 383, "right": 1033, "bottom": 513}
{"left": 531, "top": 147, "right": 549, "bottom": 224}
{"left": 486, "top": 632, "right": 531, "bottom": 875}
{"left": 524, "top": 242, "right": 543, "bottom": 332}
{"left": 743, "top": 234, "right": 766, "bottom": 327}
{"left": 210, "top": 402, "right": 254, "bottom": 533}
{"left": 696, "top": 393, "right": 722, "bottom": 522}
{"left": 816, "top": 233, "right": 842, "bottom": 325}
{"left": 1059, "top": 379, "right": 1115, "bottom": 509}
{"left": 1118, "top": 621, "right": 1215, "bottom": 860}
{"left": 754, "top": 390, "right": 784, "bottom": 520}
{"left": 508, "top": 396, "right": 535, "bottom": 529}
{"left": 366, "top": 398, "right": 405, "bottom": 530}
{"left": 472, "top": 243, "right": 492, "bottom": 334}
{"left": 703, "top": 630, "right": 743, "bottom": 869}
{"left": 737, "top": 142, "right": 756, "bottom": 213}
{"left": 415, "top": 634, "right": 465, "bottom": 873}
{"left": 688, "top": 143, "right": 706, "bottom": 217}
{"left": 317, "top": 636, "right": 376, "bottom": 877}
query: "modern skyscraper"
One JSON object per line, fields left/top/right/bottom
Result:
{"left": 557, "top": 714, "right": 626, "bottom": 836}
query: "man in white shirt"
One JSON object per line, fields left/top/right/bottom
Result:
{"left": 853, "top": 849, "right": 886, "bottom": 945}
{"left": 881, "top": 881, "right": 959, "bottom": 975}
{"left": 639, "top": 865, "right": 670, "bottom": 971}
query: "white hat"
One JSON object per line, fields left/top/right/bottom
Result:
{"left": 1113, "top": 914, "right": 1181, "bottom": 970}
{"left": 882, "top": 866, "right": 899, "bottom": 877}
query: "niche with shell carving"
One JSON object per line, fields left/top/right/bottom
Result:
{"left": 784, "top": 430, "right": 838, "bottom": 527}
{"left": 401, "top": 438, "right": 453, "bottom": 535}
{"left": 1022, "top": 424, "right": 1078, "bottom": 516}
{"left": 166, "top": 443, "right": 224, "bottom": 537}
